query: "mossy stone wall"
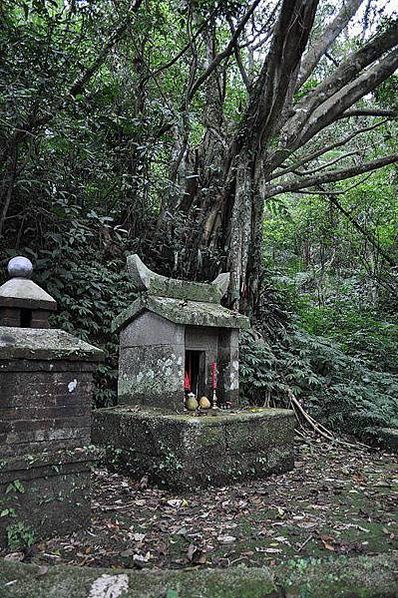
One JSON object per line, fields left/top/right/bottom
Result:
{"left": 92, "top": 407, "right": 295, "bottom": 490}
{"left": 0, "top": 449, "right": 93, "bottom": 548}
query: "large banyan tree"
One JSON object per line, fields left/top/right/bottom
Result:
{"left": 1, "top": 0, "right": 397, "bottom": 314}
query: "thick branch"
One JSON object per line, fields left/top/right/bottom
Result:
{"left": 265, "top": 153, "right": 398, "bottom": 198}
{"left": 267, "top": 119, "right": 386, "bottom": 181}
{"left": 283, "top": 20, "right": 398, "bottom": 142}
{"left": 252, "top": 0, "right": 319, "bottom": 144}
{"left": 338, "top": 108, "right": 398, "bottom": 119}
{"left": 297, "top": 0, "right": 364, "bottom": 88}
{"left": 300, "top": 50, "right": 398, "bottom": 144}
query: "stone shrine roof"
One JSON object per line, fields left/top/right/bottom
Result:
{"left": 113, "top": 255, "right": 250, "bottom": 333}
{"left": 126, "top": 254, "right": 231, "bottom": 303}
{"left": 112, "top": 295, "right": 250, "bottom": 333}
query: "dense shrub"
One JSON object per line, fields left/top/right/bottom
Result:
{"left": 240, "top": 327, "right": 398, "bottom": 438}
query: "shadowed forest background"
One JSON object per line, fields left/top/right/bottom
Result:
{"left": 1, "top": 0, "right": 397, "bottom": 441}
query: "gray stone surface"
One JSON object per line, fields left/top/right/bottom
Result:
{"left": 113, "top": 255, "right": 249, "bottom": 410}
{"left": 0, "top": 278, "right": 57, "bottom": 311}
{"left": 117, "top": 319, "right": 242, "bottom": 409}
{"left": 118, "top": 344, "right": 185, "bottom": 410}
{"left": 1, "top": 553, "right": 397, "bottom": 598}
{"left": 0, "top": 449, "right": 93, "bottom": 548}
{"left": 119, "top": 312, "right": 184, "bottom": 348}
{"left": 113, "top": 295, "right": 249, "bottom": 334}
{"left": 0, "top": 327, "right": 104, "bottom": 361}
{"left": 7, "top": 256, "right": 33, "bottom": 279}
{"left": 93, "top": 407, "right": 295, "bottom": 489}
{"left": 126, "top": 254, "right": 230, "bottom": 303}
{"left": 0, "top": 359, "right": 95, "bottom": 457}
{"left": 0, "top": 320, "right": 103, "bottom": 546}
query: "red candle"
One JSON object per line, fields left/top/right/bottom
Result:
{"left": 211, "top": 362, "right": 217, "bottom": 390}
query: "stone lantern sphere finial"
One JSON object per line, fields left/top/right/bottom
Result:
{"left": 7, "top": 256, "right": 33, "bottom": 279}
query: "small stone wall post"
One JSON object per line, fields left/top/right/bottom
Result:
{"left": 0, "top": 257, "right": 104, "bottom": 547}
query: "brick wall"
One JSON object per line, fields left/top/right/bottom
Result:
{"left": 0, "top": 360, "right": 95, "bottom": 457}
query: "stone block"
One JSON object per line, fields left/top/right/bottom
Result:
{"left": 93, "top": 407, "right": 295, "bottom": 490}
{"left": 0, "top": 360, "right": 95, "bottom": 457}
{"left": 120, "top": 312, "right": 185, "bottom": 348}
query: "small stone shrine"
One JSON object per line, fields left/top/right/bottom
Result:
{"left": 0, "top": 257, "right": 103, "bottom": 547}
{"left": 93, "top": 255, "right": 294, "bottom": 489}
{"left": 113, "top": 254, "right": 250, "bottom": 411}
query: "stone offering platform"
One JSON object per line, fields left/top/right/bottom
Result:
{"left": 93, "top": 407, "right": 294, "bottom": 489}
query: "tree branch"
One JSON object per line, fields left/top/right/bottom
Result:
{"left": 282, "top": 20, "right": 398, "bottom": 144}
{"left": 143, "top": 5, "right": 220, "bottom": 85}
{"left": 293, "top": 150, "right": 359, "bottom": 176}
{"left": 337, "top": 108, "right": 398, "bottom": 119}
{"left": 252, "top": 0, "right": 319, "bottom": 145}
{"left": 227, "top": 16, "right": 251, "bottom": 91}
{"left": 322, "top": 188, "right": 396, "bottom": 267}
{"left": 295, "top": 173, "right": 372, "bottom": 194}
{"left": 300, "top": 49, "right": 398, "bottom": 144}
{"left": 268, "top": 119, "right": 387, "bottom": 181}
{"left": 1, "top": 2, "right": 144, "bottom": 173}
{"left": 265, "top": 153, "right": 398, "bottom": 198}
{"left": 297, "top": 0, "right": 364, "bottom": 89}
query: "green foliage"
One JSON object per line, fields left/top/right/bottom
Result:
{"left": 260, "top": 156, "right": 398, "bottom": 438}
{"left": 6, "top": 521, "right": 35, "bottom": 551}
{"left": 1, "top": 0, "right": 397, "bottom": 440}
{"left": 298, "top": 302, "right": 398, "bottom": 374}
{"left": 240, "top": 327, "right": 398, "bottom": 437}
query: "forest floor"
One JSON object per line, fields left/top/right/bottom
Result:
{"left": 2, "top": 440, "right": 397, "bottom": 570}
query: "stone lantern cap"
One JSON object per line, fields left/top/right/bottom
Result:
{"left": 0, "top": 256, "right": 57, "bottom": 311}
{"left": 112, "top": 254, "right": 250, "bottom": 333}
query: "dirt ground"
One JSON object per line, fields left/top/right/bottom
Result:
{"left": 2, "top": 439, "right": 397, "bottom": 570}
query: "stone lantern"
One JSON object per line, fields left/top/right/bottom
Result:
{"left": 0, "top": 256, "right": 57, "bottom": 328}
{"left": 0, "top": 257, "right": 103, "bottom": 547}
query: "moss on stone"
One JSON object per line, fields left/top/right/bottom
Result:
{"left": 0, "top": 328, "right": 104, "bottom": 361}
{"left": 92, "top": 407, "right": 294, "bottom": 489}
{"left": 0, "top": 553, "right": 397, "bottom": 597}
{"left": 276, "top": 553, "right": 398, "bottom": 598}
{"left": 112, "top": 295, "right": 250, "bottom": 334}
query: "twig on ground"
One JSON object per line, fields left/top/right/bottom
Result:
{"left": 298, "top": 535, "right": 313, "bottom": 552}
{"left": 287, "top": 390, "right": 369, "bottom": 450}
